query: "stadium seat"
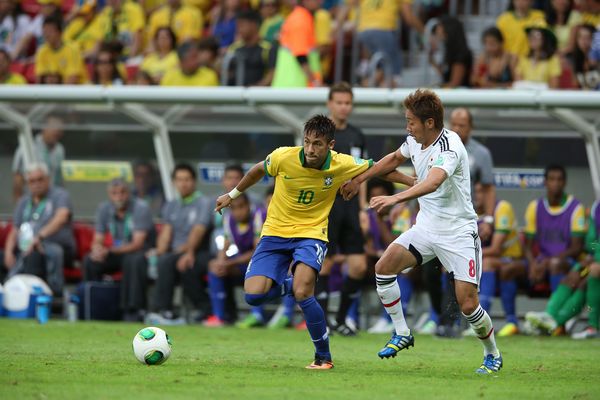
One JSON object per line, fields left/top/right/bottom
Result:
{"left": 0, "top": 222, "right": 13, "bottom": 249}
{"left": 64, "top": 223, "right": 95, "bottom": 282}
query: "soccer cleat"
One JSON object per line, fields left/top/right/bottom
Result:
{"left": 305, "top": 356, "right": 334, "bottom": 370}
{"left": 367, "top": 318, "right": 395, "bottom": 334}
{"left": 525, "top": 311, "right": 557, "bottom": 335}
{"left": 476, "top": 353, "right": 503, "bottom": 375}
{"left": 295, "top": 320, "right": 307, "bottom": 330}
{"left": 417, "top": 320, "right": 437, "bottom": 335}
{"left": 331, "top": 321, "right": 357, "bottom": 337}
{"left": 497, "top": 322, "right": 519, "bottom": 337}
{"left": 203, "top": 315, "right": 226, "bottom": 328}
{"left": 268, "top": 315, "right": 292, "bottom": 329}
{"left": 571, "top": 327, "right": 599, "bottom": 339}
{"left": 377, "top": 333, "right": 414, "bottom": 358}
{"left": 236, "top": 314, "right": 264, "bottom": 329}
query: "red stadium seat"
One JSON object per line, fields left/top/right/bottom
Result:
{"left": 0, "top": 222, "right": 13, "bottom": 249}
{"left": 64, "top": 223, "right": 96, "bottom": 282}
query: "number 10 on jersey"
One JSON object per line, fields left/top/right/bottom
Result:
{"left": 297, "top": 190, "right": 314, "bottom": 205}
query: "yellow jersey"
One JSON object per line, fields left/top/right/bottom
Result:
{"left": 35, "top": 42, "right": 87, "bottom": 83}
{"left": 516, "top": 55, "right": 561, "bottom": 84}
{"left": 140, "top": 51, "right": 179, "bottom": 81}
{"left": 261, "top": 146, "right": 372, "bottom": 241}
{"left": 63, "top": 16, "right": 103, "bottom": 54}
{"left": 94, "top": 1, "right": 145, "bottom": 55}
{"left": 1, "top": 73, "right": 27, "bottom": 85}
{"left": 496, "top": 10, "right": 546, "bottom": 57}
{"left": 147, "top": 5, "right": 203, "bottom": 45}
{"left": 160, "top": 67, "right": 219, "bottom": 86}
{"left": 357, "top": 0, "right": 412, "bottom": 32}
{"left": 492, "top": 200, "right": 522, "bottom": 259}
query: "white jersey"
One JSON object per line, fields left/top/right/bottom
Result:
{"left": 399, "top": 128, "right": 477, "bottom": 234}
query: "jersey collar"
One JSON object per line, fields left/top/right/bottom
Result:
{"left": 299, "top": 148, "right": 332, "bottom": 170}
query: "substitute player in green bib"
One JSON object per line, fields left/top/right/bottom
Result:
{"left": 215, "top": 115, "right": 412, "bottom": 369}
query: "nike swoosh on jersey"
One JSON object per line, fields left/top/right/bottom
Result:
{"left": 283, "top": 176, "right": 294, "bottom": 179}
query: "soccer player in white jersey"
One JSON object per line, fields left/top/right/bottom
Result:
{"left": 341, "top": 89, "right": 502, "bottom": 374}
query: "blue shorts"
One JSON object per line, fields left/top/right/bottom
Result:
{"left": 245, "top": 236, "right": 328, "bottom": 285}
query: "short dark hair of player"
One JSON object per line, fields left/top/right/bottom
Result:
{"left": 482, "top": 26, "right": 504, "bottom": 44}
{"left": 172, "top": 163, "right": 197, "bottom": 180}
{"left": 43, "top": 15, "right": 63, "bottom": 33}
{"left": 403, "top": 89, "right": 444, "bottom": 130}
{"left": 544, "top": 164, "right": 567, "bottom": 180}
{"left": 328, "top": 81, "right": 353, "bottom": 100}
{"left": 367, "top": 178, "right": 395, "bottom": 200}
{"left": 224, "top": 163, "right": 244, "bottom": 177}
{"left": 237, "top": 9, "right": 262, "bottom": 25}
{"left": 304, "top": 114, "right": 336, "bottom": 143}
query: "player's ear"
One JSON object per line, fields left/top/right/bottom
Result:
{"left": 328, "top": 139, "right": 335, "bottom": 150}
{"left": 426, "top": 118, "right": 435, "bottom": 129}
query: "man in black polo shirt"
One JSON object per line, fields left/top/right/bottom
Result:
{"left": 226, "top": 10, "right": 276, "bottom": 86}
{"left": 318, "top": 82, "right": 368, "bottom": 335}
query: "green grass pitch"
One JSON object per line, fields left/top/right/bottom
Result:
{"left": 1, "top": 319, "right": 599, "bottom": 399}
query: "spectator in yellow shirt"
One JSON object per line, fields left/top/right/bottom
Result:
{"left": 259, "top": 0, "right": 284, "bottom": 43}
{"left": 579, "top": 0, "right": 600, "bottom": 27}
{"left": 92, "top": 46, "right": 126, "bottom": 86}
{"left": 0, "top": 49, "right": 26, "bottom": 84}
{"left": 63, "top": 1, "right": 104, "bottom": 59}
{"left": 161, "top": 40, "right": 219, "bottom": 86}
{"left": 141, "top": 27, "right": 179, "bottom": 84}
{"left": 35, "top": 16, "right": 87, "bottom": 84}
{"left": 95, "top": 0, "right": 146, "bottom": 57}
{"left": 146, "top": 0, "right": 203, "bottom": 51}
{"left": 514, "top": 26, "right": 562, "bottom": 88}
{"left": 496, "top": 0, "right": 546, "bottom": 57}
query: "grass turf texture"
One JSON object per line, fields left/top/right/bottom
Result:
{"left": 1, "top": 320, "right": 599, "bottom": 400}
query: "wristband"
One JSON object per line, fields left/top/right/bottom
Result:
{"left": 483, "top": 215, "right": 494, "bottom": 225}
{"left": 228, "top": 187, "right": 242, "bottom": 199}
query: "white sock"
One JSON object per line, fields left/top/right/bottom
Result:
{"left": 376, "top": 274, "right": 410, "bottom": 336}
{"left": 464, "top": 304, "right": 499, "bottom": 357}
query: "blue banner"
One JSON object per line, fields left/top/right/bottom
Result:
{"left": 494, "top": 170, "right": 544, "bottom": 189}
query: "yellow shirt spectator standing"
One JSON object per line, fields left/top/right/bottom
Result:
{"left": 496, "top": 0, "right": 546, "bottom": 57}
{"left": 141, "top": 27, "right": 180, "bottom": 84}
{"left": 63, "top": 1, "right": 104, "bottom": 58}
{"left": 35, "top": 17, "right": 87, "bottom": 84}
{"left": 0, "top": 49, "right": 26, "bottom": 85}
{"left": 160, "top": 40, "right": 219, "bottom": 86}
{"left": 515, "top": 26, "right": 561, "bottom": 88}
{"left": 146, "top": 0, "right": 203, "bottom": 51}
{"left": 95, "top": 0, "right": 146, "bottom": 57}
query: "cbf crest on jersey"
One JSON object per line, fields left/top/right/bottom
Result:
{"left": 323, "top": 175, "right": 334, "bottom": 189}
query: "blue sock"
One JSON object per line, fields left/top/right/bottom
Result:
{"left": 479, "top": 271, "right": 496, "bottom": 312}
{"left": 429, "top": 307, "right": 439, "bottom": 324}
{"left": 251, "top": 306, "right": 264, "bottom": 321}
{"left": 298, "top": 296, "right": 330, "bottom": 359}
{"left": 283, "top": 294, "right": 296, "bottom": 320}
{"left": 245, "top": 283, "right": 284, "bottom": 306}
{"left": 550, "top": 274, "right": 565, "bottom": 292}
{"left": 208, "top": 272, "right": 226, "bottom": 320}
{"left": 348, "top": 294, "right": 360, "bottom": 323}
{"left": 398, "top": 275, "right": 413, "bottom": 315}
{"left": 500, "top": 279, "right": 518, "bottom": 325}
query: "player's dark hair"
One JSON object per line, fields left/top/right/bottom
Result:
{"left": 172, "top": 163, "right": 197, "bottom": 180}
{"left": 304, "top": 114, "right": 336, "bottom": 143}
{"left": 328, "top": 81, "right": 353, "bottom": 100}
{"left": 237, "top": 9, "right": 262, "bottom": 25}
{"left": 224, "top": 163, "right": 244, "bottom": 177}
{"left": 403, "top": 89, "right": 444, "bottom": 130}
{"left": 43, "top": 15, "right": 63, "bottom": 32}
{"left": 482, "top": 26, "right": 504, "bottom": 44}
{"left": 544, "top": 164, "right": 566, "bottom": 180}
{"left": 367, "top": 178, "right": 395, "bottom": 200}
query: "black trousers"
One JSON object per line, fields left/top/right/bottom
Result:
{"left": 422, "top": 259, "right": 460, "bottom": 325}
{"left": 84, "top": 251, "right": 149, "bottom": 312}
{"left": 153, "top": 250, "right": 210, "bottom": 315}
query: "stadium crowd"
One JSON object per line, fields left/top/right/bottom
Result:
{"left": 0, "top": 0, "right": 598, "bottom": 89}
{"left": 0, "top": 81, "right": 599, "bottom": 341}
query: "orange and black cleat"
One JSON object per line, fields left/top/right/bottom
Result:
{"left": 306, "top": 357, "right": 334, "bottom": 370}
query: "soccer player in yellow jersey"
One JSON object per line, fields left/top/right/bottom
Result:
{"left": 473, "top": 183, "right": 526, "bottom": 337}
{"left": 215, "top": 115, "right": 412, "bottom": 369}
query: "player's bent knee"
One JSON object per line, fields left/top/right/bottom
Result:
{"left": 375, "top": 244, "right": 416, "bottom": 275}
{"left": 245, "top": 293, "right": 267, "bottom": 306}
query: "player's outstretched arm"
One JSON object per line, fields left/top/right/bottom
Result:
{"left": 340, "top": 149, "right": 407, "bottom": 200}
{"left": 370, "top": 167, "right": 447, "bottom": 213}
{"left": 214, "top": 161, "right": 266, "bottom": 214}
{"left": 381, "top": 170, "right": 416, "bottom": 186}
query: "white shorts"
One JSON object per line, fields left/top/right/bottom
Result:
{"left": 393, "top": 223, "right": 482, "bottom": 287}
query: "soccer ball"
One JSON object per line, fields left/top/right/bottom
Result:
{"left": 132, "top": 327, "right": 172, "bottom": 365}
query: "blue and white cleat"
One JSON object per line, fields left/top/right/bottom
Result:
{"left": 377, "top": 333, "right": 414, "bottom": 358}
{"left": 476, "top": 353, "right": 503, "bottom": 374}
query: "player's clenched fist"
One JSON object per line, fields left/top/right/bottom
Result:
{"left": 214, "top": 194, "right": 233, "bottom": 214}
{"left": 340, "top": 179, "right": 360, "bottom": 200}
